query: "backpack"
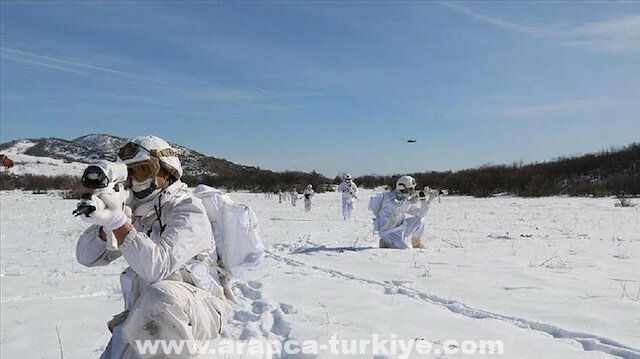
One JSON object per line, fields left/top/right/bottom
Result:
{"left": 368, "top": 193, "right": 384, "bottom": 216}
{"left": 368, "top": 193, "right": 385, "bottom": 233}
{"left": 193, "top": 185, "right": 264, "bottom": 279}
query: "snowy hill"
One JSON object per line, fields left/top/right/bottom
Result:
{"left": 0, "top": 134, "right": 259, "bottom": 178}
{"left": 0, "top": 140, "right": 87, "bottom": 177}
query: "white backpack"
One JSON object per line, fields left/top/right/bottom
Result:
{"left": 368, "top": 193, "right": 385, "bottom": 233}
{"left": 193, "top": 185, "right": 264, "bottom": 279}
{"left": 368, "top": 193, "right": 384, "bottom": 216}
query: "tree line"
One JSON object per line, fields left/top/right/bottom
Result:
{"left": 181, "top": 170, "right": 334, "bottom": 193}
{"left": 1, "top": 143, "right": 638, "bottom": 197}
{"left": 357, "top": 143, "right": 640, "bottom": 197}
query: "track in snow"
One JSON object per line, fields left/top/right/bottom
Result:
{"left": 267, "top": 249, "right": 640, "bottom": 359}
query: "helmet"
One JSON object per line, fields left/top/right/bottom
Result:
{"left": 307, "top": 184, "right": 313, "bottom": 189}
{"left": 345, "top": 174, "right": 352, "bottom": 180}
{"left": 118, "top": 135, "right": 182, "bottom": 179}
{"left": 118, "top": 135, "right": 182, "bottom": 201}
{"left": 396, "top": 175, "right": 417, "bottom": 192}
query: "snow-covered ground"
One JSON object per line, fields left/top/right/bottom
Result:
{"left": 1, "top": 189, "right": 639, "bottom": 358}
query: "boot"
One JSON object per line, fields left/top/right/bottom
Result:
{"left": 379, "top": 238, "right": 390, "bottom": 248}
{"left": 411, "top": 237, "right": 425, "bottom": 249}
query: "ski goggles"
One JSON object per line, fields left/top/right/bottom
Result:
{"left": 118, "top": 142, "right": 176, "bottom": 161}
{"left": 127, "top": 158, "right": 161, "bottom": 181}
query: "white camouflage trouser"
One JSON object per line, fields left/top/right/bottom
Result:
{"left": 100, "top": 281, "right": 229, "bottom": 359}
{"left": 379, "top": 216, "right": 426, "bottom": 249}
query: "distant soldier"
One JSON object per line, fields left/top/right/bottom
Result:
{"left": 303, "top": 184, "right": 315, "bottom": 212}
{"left": 337, "top": 174, "right": 358, "bottom": 220}
{"left": 290, "top": 188, "right": 298, "bottom": 206}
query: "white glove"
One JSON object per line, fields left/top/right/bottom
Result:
{"left": 80, "top": 192, "right": 128, "bottom": 230}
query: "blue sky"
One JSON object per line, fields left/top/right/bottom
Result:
{"left": 1, "top": 1, "right": 639, "bottom": 177}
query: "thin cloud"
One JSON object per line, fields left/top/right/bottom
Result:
{"left": 441, "top": 3, "right": 640, "bottom": 54}
{"left": 566, "top": 15, "right": 640, "bottom": 53}
{"left": 1, "top": 53, "right": 89, "bottom": 75}
{"left": 1, "top": 47, "right": 141, "bottom": 78}
{"left": 440, "top": 2, "right": 554, "bottom": 37}
{"left": 0, "top": 47, "right": 275, "bottom": 102}
{"left": 0, "top": 46, "right": 182, "bottom": 92}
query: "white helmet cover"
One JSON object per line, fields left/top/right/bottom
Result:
{"left": 119, "top": 135, "right": 183, "bottom": 178}
{"left": 396, "top": 175, "right": 417, "bottom": 191}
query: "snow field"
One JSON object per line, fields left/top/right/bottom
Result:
{"left": 1, "top": 189, "right": 639, "bottom": 358}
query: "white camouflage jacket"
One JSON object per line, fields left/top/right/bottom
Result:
{"left": 376, "top": 190, "right": 430, "bottom": 232}
{"left": 337, "top": 181, "right": 358, "bottom": 200}
{"left": 76, "top": 181, "right": 220, "bottom": 309}
{"left": 303, "top": 187, "right": 315, "bottom": 200}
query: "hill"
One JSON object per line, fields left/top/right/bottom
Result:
{"left": 0, "top": 134, "right": 258, "bottom": 177}
{"left": 0, "top": 134, "right": 331, "bottom": 192}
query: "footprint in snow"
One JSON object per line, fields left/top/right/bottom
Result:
{"left": 270, "top": 309, "right": 292, "bottom": 337}
{"left": 233, "top": 310, "right": 261, "bottom": 322}
{"left": 238, "top": 321, "right": 263, "bottom": 341}
{"left": 251, "top": 300, "right": 271, "bottom": 315}
{"left": 279, "top": 303, "right": 298, "bottom": 314}
{"left": 237, "top": 282, "right": 262, "bottom": 300}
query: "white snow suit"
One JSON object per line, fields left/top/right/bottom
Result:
{"left": 303, "top": 187, "right": 315, "bottom": 212}
{"left": 337, "top": 180, "right": 358, "bottom": 219}
{"left": 374, "top": 190, "right": 430, "bottom": 249}
{"left": 76, "top": 181, "right": 229, "bottom": 359}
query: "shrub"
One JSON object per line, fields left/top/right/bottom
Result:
{"left": 0, "top": 173, "right": 16, "bottom": 190}
{"left": 616, "top": 192, "right": 634, "bottom": 207}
